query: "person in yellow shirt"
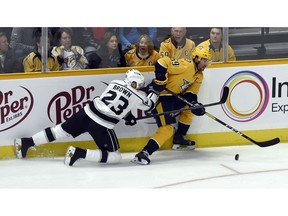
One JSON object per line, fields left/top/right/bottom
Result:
{"left": 159, "top": 27, "right": 195, "bottom": 60}
{"left": 23, "top": 30, "right": 59, "bottom": 72}
{"left": 131, "top": 47, "right": 212, "bottom": 165}
{"left": 197, "top": 27, "right": 236, "bottom": 62}
{"left": 125, "top": 34, "right": 159, "bottom": 66}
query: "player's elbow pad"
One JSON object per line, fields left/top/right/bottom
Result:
{"left": 154, "top": 61, "right": 168, "bottom": 84}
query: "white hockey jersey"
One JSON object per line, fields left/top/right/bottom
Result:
{"left": 51, "top": 46, "right": 88, "bottom": 70}
{"left": 84, "top": 80, "right": 157, "bottom": 129}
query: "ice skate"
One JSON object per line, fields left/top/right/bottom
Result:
{"left": 172, "top": 133, "right": 195, "bottom": 151}
{"left": 14, "top": 138, "right": 35, "bottom": 159}
{"left": 131, "top": 150, "right": 150, "bottom": 165}
{"left": 64, "top": 146, "right": 82, "bottom": 166}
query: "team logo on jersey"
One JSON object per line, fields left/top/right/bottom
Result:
{"left": 184, "top": 50, "right": 189, "bottom": 57}
{"left": 65, "top": 55, "right": 77, "bottom": 68}
{"left": 180, "top": 79, "right": 192, "bottom": 91}
{"left": 0, "top": 86, "right": 34, "bottom": 132}
{"left": 221, "top": 71, "right": 269, "bottom": 122}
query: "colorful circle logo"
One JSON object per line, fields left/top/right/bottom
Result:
{"left": 221, "top": 71, "right": 269, "bottom": 122}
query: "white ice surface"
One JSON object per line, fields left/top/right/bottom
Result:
{"left": 1, "top": 143, "right": 288, "bottom": 216}
{"left": 1, "top": 143, "right": 288, "bottom": 188}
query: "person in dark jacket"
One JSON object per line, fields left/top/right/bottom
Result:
{"left": 97, "top": 32, "right": 126, "bottom": 68}
{"left": 0, "top": 32, "right": 22, "bottom": 73}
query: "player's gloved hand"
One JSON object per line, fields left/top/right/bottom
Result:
{"left": 146, "top": 91, "right": 159, "bottom": 112}
{"left": 191, "top": 101, "right": 206, "bottom": 116}
{"left": 144, "top": 79, "right": 166, "bottom": 95}
{"left": 124, "top": 112, "right": 137, "bottom": 126}
{"left": 152, "top": 79, "right": 166, "bottom": 93}
{"left": 181, "top": 92, "right": 198, "bottom": 103}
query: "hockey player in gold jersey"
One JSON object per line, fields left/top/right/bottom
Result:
{"left": 131, "top": 46, "right": 212, "bottom": 165}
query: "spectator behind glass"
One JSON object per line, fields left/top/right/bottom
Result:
{"left": 10, "top": 27, "right": 38, "bottom": 58}
{"left": 119, "top": 27, "right": 157, "bottom": 52}
{"left": 84, "top": 46, "right": 101, "bottom": 69}
{"left": 159, "top": 27, "right": 195, "bottom": 60}
{"left": 51, "top": 28, "right": 88, "bottom": 70}
{"left": 0, "top": 32, "right": 22, "bottom": 73}
{"left": 97, "top": 32, "right": 126, "bottom": 68}
{"left": 196, "top": 27, "right": 236, "bottom": 62}
{"left": 22, "top": 29, "right": 59, "bottom": 72}
{"left": 84, "top": 28, "right": 117, "bottom": 69}
{"left": 125, "top": 34, "right": 159, "bottom": 66}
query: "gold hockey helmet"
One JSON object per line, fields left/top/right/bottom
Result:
{"left": 192, "top": 46, "right": 212, "bottom": 62}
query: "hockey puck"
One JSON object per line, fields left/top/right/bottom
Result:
{"left": 235, "top": 154, "right": 239, "bottom": 161}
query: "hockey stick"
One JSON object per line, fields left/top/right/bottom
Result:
{"left": 136, "top": 86, "right": 229, "bottom": 121}
{"left": 165, "top": 87, "right": 280, "bottom": 148}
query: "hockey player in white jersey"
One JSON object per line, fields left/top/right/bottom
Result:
{"left": 14, "top": 69, "right": 158, "bottom": 166}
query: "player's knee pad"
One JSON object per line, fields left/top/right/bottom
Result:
{"left": 179, "top": 109, "right": 193, "bottom": 124}
{"left": 151, "top": 124, "right": 174, "bottom": 147}
{"left": 51, "top": 124, "right": 71, "bottom": 140}
{"left": 107, "top": 151, "right": 122, "bottom": 164}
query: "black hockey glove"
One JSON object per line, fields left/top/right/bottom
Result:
{"left": 124, "top": 112, "right": 137, "bottom": 126}
{"left": 144, "top": 79, "right": 165, "bottom": 95}
{"left": 181, "top": 92, "right": 198, "bottom": 103}
{"left": 191, "top": 101, "right": 206, "bottom": 116}
{"left": 152, "top": 79, "right": 166, "bottom": 93}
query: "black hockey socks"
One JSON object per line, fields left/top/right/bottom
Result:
{"left": 143, "top": 139, "right": 159, "bottom": 155}
{"left": 45, "top": 127, "right": 56, "bottom": 142}
{"left": 176, "top": 122, "right": 190, "bottom": 135}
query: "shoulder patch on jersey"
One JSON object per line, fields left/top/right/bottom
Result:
{"left": 163, "top": 38, "right": 171, "bottom": 43}
{"left": 127, "top": 49, "right": 135, "bottom": 54}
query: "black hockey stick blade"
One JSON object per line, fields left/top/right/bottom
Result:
{"left": 220, "top": 86, "right": 229, "bottom": 103}
{"left": 252, "top": 137, "right": 280, "bottom": 147}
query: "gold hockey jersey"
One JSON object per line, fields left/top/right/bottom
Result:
{"left": 197, "top": 39, "right": 236, "bottom": 62}
{"left": 157, "top": 56, "right": 203, "bottom": 95}
{"left": 22, "top": 52, "right": 60, "bottom": 72}
{"left": 125, "top": 48, "right": 160, "bottom": 66}
{"left": 159, "top": 37, "right": 195, "bottom": 60}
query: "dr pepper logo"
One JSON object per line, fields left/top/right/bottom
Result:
{"left": 0, "top": 86, "right": 34, "bottom": 132}
{"left": 47, "top": 85, "right": 95, "bottom": 124}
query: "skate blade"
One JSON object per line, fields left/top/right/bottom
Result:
{"left": 14, "top": 139, "right": 23, "bottom": 159}
{"left": 130, "top": 157, "right": 149, "bottom": 165}
{"left": 172, "top": 144, "right": 195, "bottom": 151}
{"left": 64, "top": 146, "right": 75, "bottom": 166}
